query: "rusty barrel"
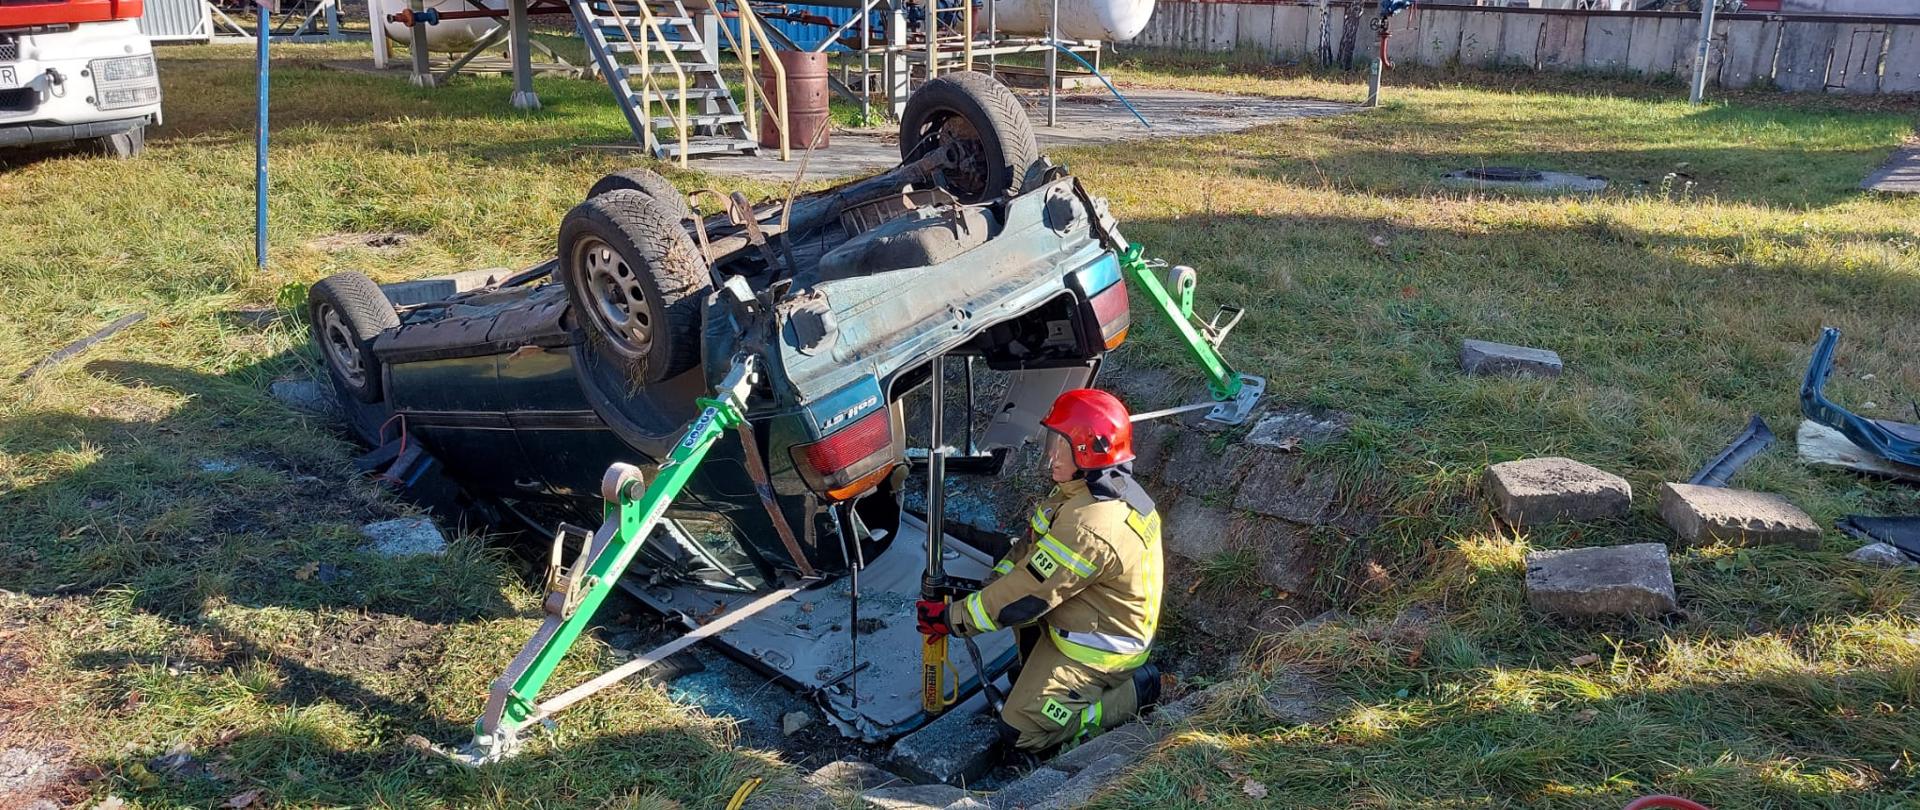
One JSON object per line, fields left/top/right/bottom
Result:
{"left": 758, "top": 50, "right": 831, "bottom": 151}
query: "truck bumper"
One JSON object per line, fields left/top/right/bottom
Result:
{"left": 0, "top": 114, "right": 146, "bottom": 147}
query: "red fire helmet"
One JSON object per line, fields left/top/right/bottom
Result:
{"left": 1040, "top": 389, "right": 1135, "bottom": 469}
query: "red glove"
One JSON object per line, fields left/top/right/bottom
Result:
{"left": 916, "top": 599, "right": 951, "bottom": 638}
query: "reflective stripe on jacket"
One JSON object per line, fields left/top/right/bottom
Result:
{"left": 951, "top": 479, "right": 1163, "bottom": 673}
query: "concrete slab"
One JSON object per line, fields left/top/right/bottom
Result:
{"left": 669, "top": 88, "right": 1357, "bottom": 183}
{"left": 1164, "top": 496, "right": 1233, "bottom": 563}
{"left": 1484, "top": 457, "right": 1632, "bottom": 525}
{"left": 1233, "top": 457, "right": 1337, "bottom": 525}
{"left": 1862, "top": 144, "right": 1920, "bottom": 194}
{"left": 1245, "top": 408, "right": 1351, "bottom": 450}
{"left": 863, "top": 784, "right": 974, "bottom": 810}
{"left": 1460, "top": 339, "right": 1564, "bottom": 378}
{"left": 1796, "top": 420, "right": 1920, "bottom": 483}
{"left": 1658, "top": 483, "right": 1822, "bottom": 549}
{"left": 1525, "top": 543, "right": 1678, "bottom": 619}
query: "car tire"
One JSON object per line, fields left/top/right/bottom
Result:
{"left": 97, "top": 125, "right": 145, "bottom": 159}
{"left": 558, "top": 189, "right": 709, "bottom": 384}
{"left": 897, "top": 71, "right": 1042, "bottom": 203}
{"left": 309, "top": 272, "right": 400, "bottom": 404}
{"left": 587, "top": 168, "right": 692, "bottom": 219}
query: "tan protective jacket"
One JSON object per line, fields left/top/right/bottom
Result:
{"left": 950, "top": 479, "right": 1163, "bottom": 672}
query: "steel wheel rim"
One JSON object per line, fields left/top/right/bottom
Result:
{"left": 319, "top": 304, "right": 367, "bottom": 388}
{"left": 575, "top": 235, "right": 652, "bottom": 358}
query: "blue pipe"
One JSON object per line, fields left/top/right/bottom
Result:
{"left": 1047, "top": 42, "right": 1149, "bottom": 130}
{"left": 255, "top": 1, "right": 269, "bottom": 270}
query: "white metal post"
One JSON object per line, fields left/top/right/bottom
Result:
{"left": 1689, "top": 0, "right": 1718, "bottom": 104}
{"left": 508, "top": 0, "right": 538, "bottom": 109}
{"left": 370, "top": 0, "right": 389, "bottom": 68}
{"left": 1046, "top": 0, "right": 1058, "bottom": 126}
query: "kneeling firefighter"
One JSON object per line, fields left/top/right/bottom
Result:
{"left": 916, "top": 389, "right": 1164, "bottom": 752}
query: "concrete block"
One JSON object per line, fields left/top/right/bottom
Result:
{"left": 987, "top": 767, "right": 1070, "bottom": 809}
{"left": 809, "top": 760, "right": 904, "bottom": 792}
{"left": 1129, "top": 421, "right": 1176, "bottom": 480}
{"left": 1460, "top": 339, "right": 1563, "bottom": 378}
{"left": 883, "top": 702, "right": 1001, "bottom": 785}
{"left": 270, "top": 377, "right": 338, "bottom": 416}
{"left": 1163, "top": 497, "right": 1233, "bottom": 564}
{"left": 359, "top": 517, "right": 447, "bottom": 557}
{"left": 1024, "top": 753, "right": 1133, "bottom": 810}
{"left": 1256, "top": 669, "right": 1337, "bottom": 725}
{"left": 1658, "top": 483, "right": 1822, "bottom": 549}
{"left": 1234, "top": 456, "right": 1338, "bottom": 525}
{"left": 1847, "top": 543, "right": 1915, "bottom": 568}
{"left": 863, "top": 784, "right": 973, "bottom": 810}
{"left": 1240, "top": 517, "right": 1314, "bottom": 594}
{"left": 1525, "top": 543, "right": 1677, "bottom": 618}
{"left": 1160, "top": 435, "right": 1256, "bottom": 497}
{"left": 1245, "top": 408, "right": 1351, "bottom": 449}
{"left": 1484, "top": 457, "right": 1632, "bottom": 525}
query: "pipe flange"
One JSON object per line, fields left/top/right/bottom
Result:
{"left": 601, "top": 462, "right": 644, "bottom": 502}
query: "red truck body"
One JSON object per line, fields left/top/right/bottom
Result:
{"left": 0, "top": 0, "right": 144, "bottom": 29}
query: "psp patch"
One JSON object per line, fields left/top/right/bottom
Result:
{"left": 1040, "top": 698, "right": 1074, "bottom": 728}
{"left": 1027, "top": 547, "right": 1061, "bottom": 580}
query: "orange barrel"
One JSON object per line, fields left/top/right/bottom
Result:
{"left": 759, "top": 50, "right": 832, "bottom": 151}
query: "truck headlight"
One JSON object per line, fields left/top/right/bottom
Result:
{"left": 89, "top": 55, "right": 161, "bottom": 111}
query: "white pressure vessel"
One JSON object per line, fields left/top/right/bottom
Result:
{"left": 383, "top": 0, "right": 507, "bottom": 53}
{"left": 989, "top": 0, "right": 1155, "bottom": 42}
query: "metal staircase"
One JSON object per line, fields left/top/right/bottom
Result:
{"left": 571, "top": 0, "right": 769, "bottom": 162}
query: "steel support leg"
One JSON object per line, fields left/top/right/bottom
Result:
{"left": 508, "top": 0, "right": 540, "bottom": 110}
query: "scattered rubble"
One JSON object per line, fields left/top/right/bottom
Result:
{"left": 1484, "top": 457, "right": 1632, "bottom": 525}
{"left": 1847, "top": 543, "right": 1916, "bottom": 568}
{"left": 1524, "top": 543, "right": 1677, "bottom": 618}
{"left": 1658, "top": 483, "right": 1822, "bottom": 549}
{"left": 1459, "top": 339, "right": 1564, "bottom": 379}
{"left": 1244, "top": 408, "right": 1352, "bottom": 449}
{"left": 359, "top": 517, "right": 448, "bottom": 557}
{"left": 783, "top": 711, "right": 813, "bottom": 736}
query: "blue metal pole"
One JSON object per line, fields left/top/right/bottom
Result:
{"left": 255, "top": 1, "right": 270, "bottom": 270}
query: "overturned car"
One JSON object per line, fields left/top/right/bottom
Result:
{"left": 307, "top": 73, "right": 1252, "bottom": 752}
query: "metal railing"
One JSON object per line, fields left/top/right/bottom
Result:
{"left": 714, "top": 0, "right": 790, "bottom": 160}
{"left": 606, "top": 0, "right": 691, "bottom": 164}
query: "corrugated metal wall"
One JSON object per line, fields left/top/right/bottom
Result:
{"left": 139, "top": 0, "right": 209, "bottom": 41}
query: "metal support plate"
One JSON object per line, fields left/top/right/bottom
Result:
{"left": 1206, "top": 373, "right": 1265, "bottom": 426}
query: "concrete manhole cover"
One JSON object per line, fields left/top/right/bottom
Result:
{"left": 1443, "top": 166, "right": 1608, "bottom": 192}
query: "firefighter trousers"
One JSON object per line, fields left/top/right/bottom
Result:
{"left": 1001, "top": 627, "right": 1143, "bottom": 752}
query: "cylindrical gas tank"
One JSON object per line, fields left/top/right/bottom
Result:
{"left": 383, "top": 0, "right": 506, "bottom": 54}
{"left": 991, "top": 0, "right": 1155, "bottom": 42}
{"left": 760, "top": 51, "right": 833, "bottom": 150}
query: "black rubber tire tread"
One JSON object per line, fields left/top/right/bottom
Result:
{"left": 897, "top": 71, "right": 1042, "bottom": 203}
{"left": 586, "top": 168, "right": 692, "bottom": 219}
{"left": 98, "top": 125, "right": 145, "bottom": 159}
{"left": 557, "top": 189, "right": 709, "bottom": 384}
{"left": 309, "top": 271, "right": 400, "bottom": 404}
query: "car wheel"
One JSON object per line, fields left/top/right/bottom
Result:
{"left": 97, "top": 125, "right": 145, "bottom": 159}
{"left": 309, "top": 272, "right": 400, "bottom": 404}
{"left": 587, "top": 168, "right": 692, "bottom": 219}
{"left": 897, "top": 71, "right": 1042, "bottom": 204}
{"left": 558, "top": 189, "right": 709, "bottom": 384}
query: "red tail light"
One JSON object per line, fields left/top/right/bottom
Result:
{"left": 793, "top": 408, "right": 899, "bottom": 501}
{"left": 1089, "top": 283, "right": 1130, "bottom": 349}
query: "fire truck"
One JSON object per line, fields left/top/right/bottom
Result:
{"left": 1, "top": 0, "right": 162, "bottom": 157}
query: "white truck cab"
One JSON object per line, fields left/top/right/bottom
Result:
{"left": 2, "top": 0, "right": 163, "bottom": 158}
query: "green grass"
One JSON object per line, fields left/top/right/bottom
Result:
{"left": 1, "top": 40, "right": 1917, "bottom": 809}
